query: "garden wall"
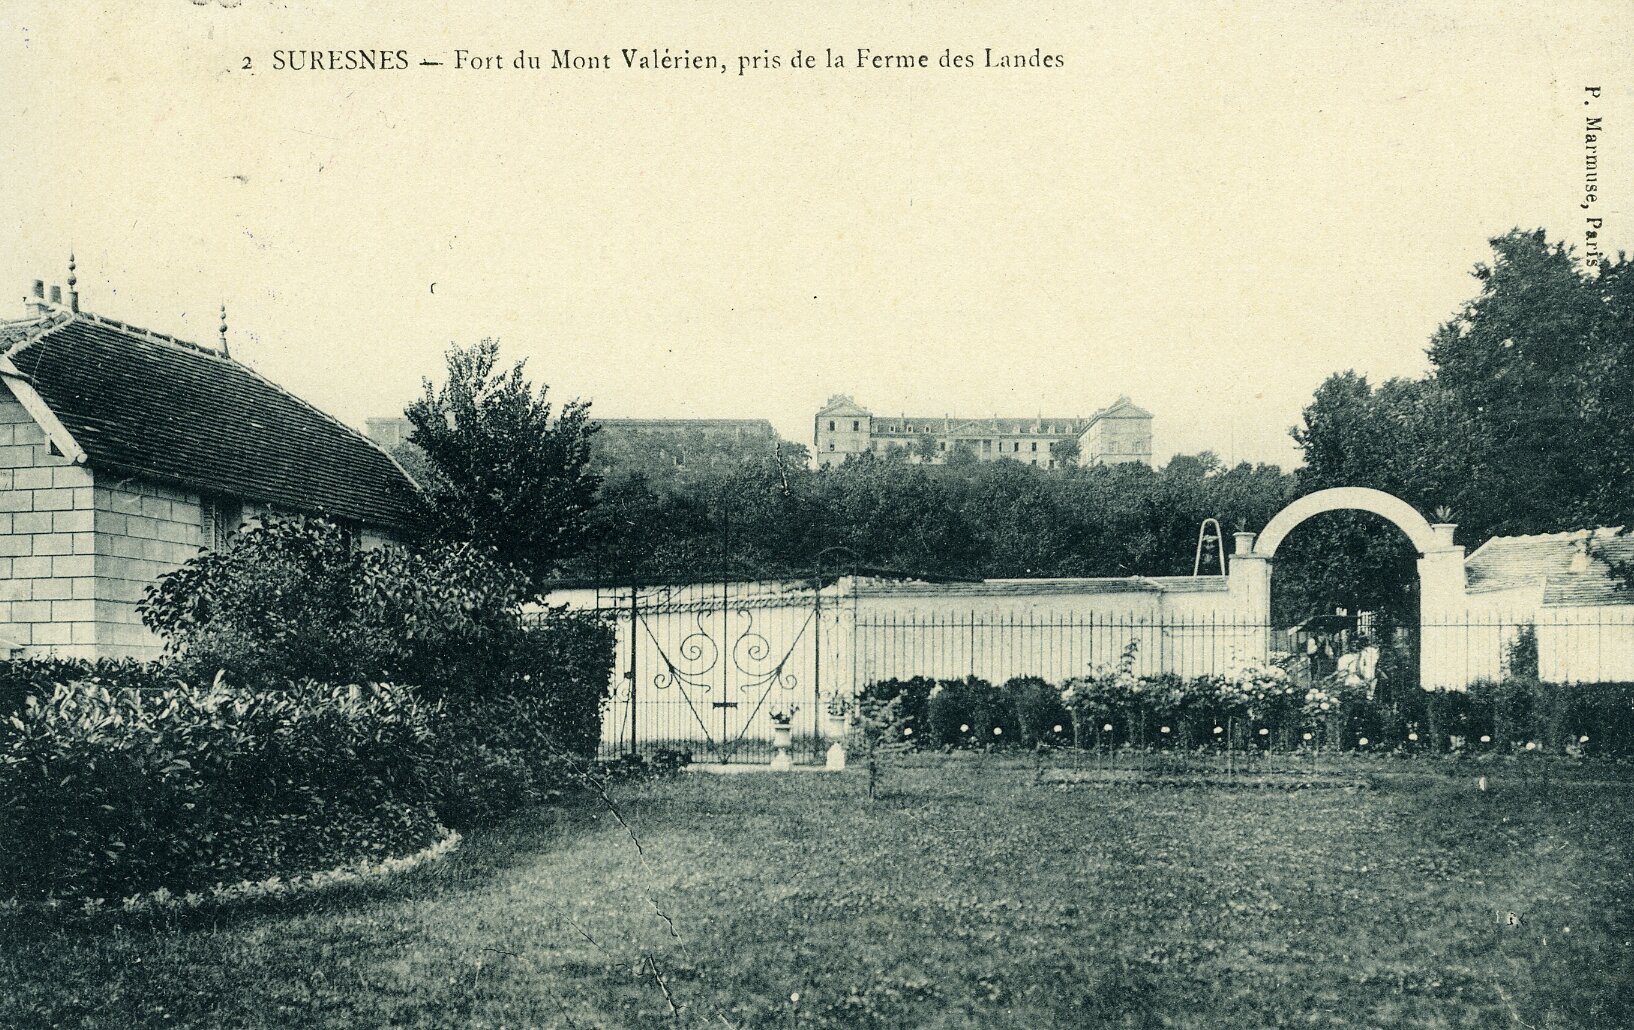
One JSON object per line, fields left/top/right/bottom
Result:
{"left": 544, "top": 573, "right": 1264, "bottom": 758}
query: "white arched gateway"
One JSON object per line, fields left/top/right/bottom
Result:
{"left": 1228, "top": 487, "right": 1470, "bottom": 689}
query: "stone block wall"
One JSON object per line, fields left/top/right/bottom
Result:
{"left": 0, "top": 393, "right": 98, "bottom": 656}
{"left": 91, "top": 476, "right": 205, "bottom": 660}
{"left": 0, "top": 384, "right": 205, "bottom": 659}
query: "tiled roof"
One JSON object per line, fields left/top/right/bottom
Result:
{"left": 944, "top": 417, "right": 1090, "bottom": 438}
{"left": 1464, "top": 528, "right": 1634, "bottom": 607}
{"left": 0, "top": 314, "right": 59, "bottom": 350}
{"left": 816, "top": 395, "right": 872, "bottom": 417}
{"left": 0, "top": 313, "right": 419, "bottom": 531}
{"left": 852, "top": 396, "right": 1151, "bottom": 440}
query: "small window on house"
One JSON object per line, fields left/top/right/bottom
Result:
{"left": 200, "top": 495, "right": 243, "bottom": 551}
{"left": 852, "top": 420, "right": 859, "bottom": 431}
{"left": 828, "top": 442, "right": 835, "bottom": 451}
{"left": 1031, "top": 442, "right": 1038, "bottom": 452}
{"left": 828, "top": 420, "right": 835, "bottom": 431}
{"left": 938, "top": 441, "right": 946, "bottom": 451}
{"left": 335, "top": 520, "right": 362, "bottom": 553}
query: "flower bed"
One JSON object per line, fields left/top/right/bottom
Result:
{"left": 862, "top": 655, "right": 1634, "bottom": 757}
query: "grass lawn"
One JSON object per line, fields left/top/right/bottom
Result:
{"left": 3, "top": 757, "right": 1633, "bottom": 1028}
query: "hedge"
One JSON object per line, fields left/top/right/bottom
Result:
{"left": 862, "top": 665, "right": 1634, "bottom": 757}
{"left": 0, "top": 657, "right": 180, "bottom": 720}
{"left": 0, "top": 609, "right": 617, "bottom": 904}
{"left": 0, "top": 517, "right": 618, "bottom": 903}
{"left": 0, "top": 679, "right": 445, "bottom": 902}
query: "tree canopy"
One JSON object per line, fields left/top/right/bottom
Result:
{"left": 405, "top": 339, "right": 600, "bottom": 589}
{"left": 1287, "top": 228, "right": 1634, "bottom": 616}
{"left": 565, "top": 448, "right": 1296, "bottom": 587}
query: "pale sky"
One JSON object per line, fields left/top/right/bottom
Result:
{"left": 4, "top": 1, "right": 1630, "bottom": 468}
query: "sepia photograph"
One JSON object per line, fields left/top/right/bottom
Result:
{"left": 1, "top": 1, "right": 1632, "bottom": 1026}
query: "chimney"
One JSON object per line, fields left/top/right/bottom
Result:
{"left": 1569, "top": 538, "right": 1590, "bottom": 574}
{"left": 48, "top": 285, "right": 62, "bottom": 306}
{"left": 26, "top": 280, "right": 48, "bottom": 318}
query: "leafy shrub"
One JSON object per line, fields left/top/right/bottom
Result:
{"left": 859, "top": 666, "right": 1634, "bottom": 758}
{"left": 852, "top": 691, "right": 912, "bottom": 799}
{"left": 507, "top": 608, "right": 617, "bottom": 759}
{"left": 599, "top": 748, "right": 691, "bottom": 783}
{"left": 858, "top": 678, "right": 935, "bottom": 744}
{"left": 1567, "top": 682, "right": 1634, "bottom": 754}
{"left": 139, "top": 516, "right": 616, "bottom": 815}
{"left": 1470, "top": 676, "right": 1532, "bottom": 749}
{"left": 1006, "top": 676, "right": 1070, "bottom": 746}
{"left": 139, "top": 517, "right": 529, "bottom": 692}
{"left": 1504, "top": 625, "right": 1540, "bottom": 680}
{"left": 965, "top": 678, "right": 1019, "bottom": 744}
{"left": 0, "top": 678, "right": 443, "bottom": 902}
{"left": 924, "top": 679, "right": 976, "bottom": 748}
{"left": 0, "top": 657, "right": 181, "bottom": 719}
{"left": 1060, "top": 641, "right": 1141, "bottom": 741}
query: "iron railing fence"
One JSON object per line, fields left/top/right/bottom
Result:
{"left": 853, "top": 611, "right": 1294, "bottom": 688}
{"left": 549, "top": 579, "right": 1634, "bottom": 762}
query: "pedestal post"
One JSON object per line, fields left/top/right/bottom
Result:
{"left": 1418, "top": 528, "right": 1468, "bottom": 690}
{"left": 1228, "top": 532, "right": 1272, "bottom": 662}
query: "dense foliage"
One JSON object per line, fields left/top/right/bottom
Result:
{"left": 0, "top": 679, "right": 443, "bottom": 902}
{"left": 0, "top": 527, "right": 616, "bottom": 902}
{"left": 1291, "top": 229, "right": 1634, "bottom": 612}
{"left": 131, "top": 513, "right": 616, "bottom": 834}
{"left": 0, "top": 512, "right": 618, "bottom": 903}
{"left": 137, "top": 516, "right": 599, "bottom": 701}
{"left": 0, "top": 657, "right": 179, "bottom": 719}
{"left": 572, "top": 449, "right": 1295, "bottom": 585}
{"left": 861, "top": 665, "right": 1634, "bottom": 758}
{"left": 404, "top": 338, "right": 601, "bottom": 589}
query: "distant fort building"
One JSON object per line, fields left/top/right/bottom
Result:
{"left": 812, "top": 395, "right": 1152, "bottom": 469}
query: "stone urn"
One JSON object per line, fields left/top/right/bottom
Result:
{"left": 769, "top": 707, "right": 798, "bottom": 771}
{"left": 824, "top": 697, "right": 849, "bottom": 770}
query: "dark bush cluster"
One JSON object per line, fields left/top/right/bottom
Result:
{"left": 863, "top": 675, "right": 1069, "bottom": 750}
{"left": 0, "top": 657, "right": 181, "bottom": 720}
{"left": 132, "top": 517, "right": 616, "bottom": 827}
{"left": 0, "top": 680, "right": 442, "bottom": 902}
{"left": 1442, "top": 679, "right": 1634, "bottom": 754}
{"left": 862, "top": 667, "right": 1634, "bottom": 757}
{"left": 0, "top": 517, "right": 616, "bottom": 903}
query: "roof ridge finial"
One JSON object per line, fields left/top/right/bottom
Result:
{"left": 67, "top": 253, "right": 79, "bottom": 313}
{"left": 219, "top": 302, "right": 230, "bottom": 358}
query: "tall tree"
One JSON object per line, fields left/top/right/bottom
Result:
{"left": 1287, "top": 228, "right": 1634, "bottom": 612}
{"left": 406, "top": 339, "right": 600, "bottom": 589}
{"left": 1427, "top": 229, "right": 1634, "bottom": 535}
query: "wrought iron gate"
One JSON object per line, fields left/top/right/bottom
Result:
{"left": 593, "top": 581, "right": 827, "bottom": 763}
